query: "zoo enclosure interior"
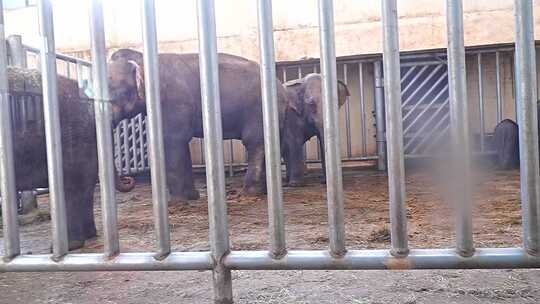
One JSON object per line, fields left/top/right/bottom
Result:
{"left": 1, "top": 1, "right": 540, "bottom": 304}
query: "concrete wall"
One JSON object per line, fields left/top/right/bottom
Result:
{"left": 4, "top": 0, "right": 540, "bottom": 61}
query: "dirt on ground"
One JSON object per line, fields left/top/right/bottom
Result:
{"left": 1, "top": 163, "right": 539, "bottom": 303}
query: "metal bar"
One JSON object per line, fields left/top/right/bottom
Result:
{"left": 65, "top": 61, "right": 70, "bottom": 79}
{"left": 343, "top": 64, "right": 352, "bottom": 158}
{"left": 38, "top": 0, "right": 69, "bottom": 258}
{"left": 401, "top": 60, "right": 444, "bottom": 67}
{"left": 477, "top": 53, "right": 485, "bottom": 152}
{"left": 446, "top": 0, "right": 474, "bottom": 257}
{"left": 200, "top": 138, "right": 205, "bottom": 164}
{"left": 137, "top": 114, "right": 145, "bottom": 170}
{"left": 141, "top": 0, "right": 171, "bottom": 259}
{"left": 130, "top": 117, "right": 138, "bottom": 171}
{"left": 400, "top": 66, "right": 417, "bottom": 85}
{"left": 257, "top": 0, "right": 286, "bottom": 258}
{"left": 411, "top": 112, "right": 450, "bottom": 154}
{"left": 89, "top": 0, "right": 120, "bottom": 257}
{"left": 381, "top": 0, "right": 409, "bottom": 256}
{"left": 2, "top": 248, "right": 540, "bottom": 272}
{"left": 0, "top": 1, "right": 21, "bottom": 260}
{"left": 75, "top": 61, "right": 84, "bottom": 91}
{"left": 401, "top": 65, "right": 429, "bottom": 96}
{"left": 225, "top": 248, "right": 540, "bottom": 270}
{"left": 122, "top": 120, "right": 130, "bottom": 175}
{"left": 495, "top": 51, "right": 503, "bottom": 122}
{"left": 401, "top": 64, "right": 444, "bottom": 109}
{"left": 317, "top": 0, "right": 346, "bottom": 257}
{"left": 514, "top": 0, "right": 540, "bottom": 255}
{"left": 0, "top": 252, "right": 213, "bottom": 271}
{"left": 374, "top": 61, "right": 386, "bottom": 171}
{"left": 24, "top": 45, "right": 92, "bottom": 67}
{"left": 405, "top": 97, "right": 450, "bottom": 152}
{"left": 228, "top": 140, "right": 234, "bottom": 177}
{"left": 196, "top": 0, "right": 233, "bottom": 302}
{"left": 314, "top": 64, "right": 321, "bottom": 161}
{"left": 359, "top": 62, "right": 368, "bottom": 156}
{"left": 402, "top": 70, "right": 448, "bottom": 121}
{"left": 403, "top": 83, "right": 449, "bottom": 134}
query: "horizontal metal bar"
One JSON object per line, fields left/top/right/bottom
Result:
{"left": 0, "top": 252, "right": 213, "bottom": 272}
{"left": 225, "top": 248, "right": 540, "bottom": 270}
{"left": 24, "top": 45, "right": 92, "bottom": 66}
{"left": 2, "top": 248, "right": 539, "bottom": 272}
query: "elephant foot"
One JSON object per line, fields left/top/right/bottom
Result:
{"left": 83, "top": 226, "right": 97, "bottom": 240}
{"left": 287, "top": 180, "right": 305, "bottom": 187}
{"left": 170, "top": 189, "right": 200, "bottom": 203}
{"left": 241, "top": 185, "right": 266, "bottom": 197}
{"left": 116, "top": 176, "right": 136, "bottom": 192}
{"left": 69, "top": 239, "right": 86, "bottom": 251}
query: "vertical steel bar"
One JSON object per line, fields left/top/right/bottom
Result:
{"left": 477, "top": 53, "right": 485, "bottom": 152}
{"left": 138, "top": 114, "right": 145, "bottom": 170}
{"left": 6, "top": 35, "right": 27, "bottom": 68}
{"left": 446, "top": 0, "right": 474, "bottom": 257}
{"left": 359, "top": 62, "right": 368, "bottom": 156}
{"left": 256, "top": 0, "right": 286, "bottom": 258}
{"left": 496, "top": 51, "right": 503, "bottom": 122}
{"left": 130, "top": 117, "right": 138, "bottom": 171}
{"left": 196, "top": 0, "right": 233, "bottom": 302}
{"left": 314, "top": 64, "right": 321, "bottom": 160}
{"left": 75, "top": 61, "right": 84, "bottom": 92}
{"left": 374, "top": 61, "right": 387, "bottom": 171}
{"left": 89, "top": 0, "right": 120, "bottom": 257}
{"left": 122, "top": 120, "right": 130, "bottom": 175}
{"left": 343, "top": 64, "right": 352, "bottom": 158}
{"left": 0, "top": 1, "right": 21, "bottom": 260}
{"left": 65, "top": 61, "right": 70, "bottom": 79}
{"left": 514, "top": 0, "right": 540, "bottom": 255}
{"left": 141, "top": 0, "right": 170, "bottom": 258}
{"left": 317, "top": 0, "right": 346, "bottom": 257}
{"left": 228, "top": 140, "right": 234, "bottom": 177}
{"left": 381, "top": 0, "right": 409, "bottom": 256}
{"left": 299, "top": 66, "right": 307, "bottom": 160}
{"left": 38, "top": 0, "right": 69, "bottom": 258}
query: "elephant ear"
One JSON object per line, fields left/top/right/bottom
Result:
{"left": 128, "top": 60, "right": 145, "bottom": 101}
{"left": 284, "top": 79, "right": 306, "bottom": 115}
{"left": 337, "top": 80, "right": 350, "bottom": 108}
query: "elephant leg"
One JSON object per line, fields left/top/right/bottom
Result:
{"left": 64, "top": 183, "right": 92, "bottom": 251}
{"left": 243, "top": 141, "right": 266, "bottom": 195}
{"left": 165, "top": 137, "right": 199, "bottom": 202}
{"left": 318, "top": 134, "right": 327, "bottom": 184}
{"left": 286, "top": 137, "right": 306, "bottom": 187}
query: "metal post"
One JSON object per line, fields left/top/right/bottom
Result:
{"left": 514, "top": 0, "right": 540, "bottom": 255}
{"left": 477, "top": 53, "right": 485, "bottom": 152}
{"left": 446, "top": 0, "right": 474, "bottom": 257}
{"left": 343, "top": 64, "right": 352, "bottom": 158}
{"left": 228, "top": 140, "right": 234, "bottom": 177}
{"left": 359, "top": 62, "right": 368, "bottom": 157}
{"left": 381, "top": 0, "right": 409, "bottom": 256}
{"left": 38, "top": 0, "right": 69, "bottom": 258}
{"left": 6, "top": 35, "right": 27, "bottom": 68}
{"left": 0, "top": 1, "right": 21, "bottom": 260}
{"left": 374, "top": 61, "right": 387, "bottom": 171}
{"left": 196, "top": 0, "right": 233, "bottom": 303}
{"left": 495, "top": 51, "right": 503, "bottom": 122}
{"left": 256, "top": 0, "right": 286, "bottom": 258}
{"left": 317, "top": 0, "right": 346, "bottom": 257}
{"left": 141, "top": 0, "right": 170, "bottom": 259}
{"left": 89, "top": 0, "right": 120, "bottom": 257}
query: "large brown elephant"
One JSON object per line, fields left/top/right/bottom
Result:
{"left": 282, "top": 73, "right": 350, "bottom": 186}
{"left": 106, "top": 49, "right": 288, "bottom": 201}
{"left": 6, "top": 66, "right": 132, "bottom": 250}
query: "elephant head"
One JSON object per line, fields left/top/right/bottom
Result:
{"left": 285, "top": 73, "right": 350, "bottom": 136}
{"left": 107, "top": 49, "right": 146, "bottom": 127}
{"left": 282, "top": 73, "right": 350, "bottom": 186}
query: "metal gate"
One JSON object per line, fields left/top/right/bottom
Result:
{"left": 2, "top": 1, "right": 540, "bottom": 304}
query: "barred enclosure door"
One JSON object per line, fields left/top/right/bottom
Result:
{"left": 400, "top": 57, "right": 450, "bottom": 157}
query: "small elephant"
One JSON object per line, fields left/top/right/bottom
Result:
{"left": 106, "top": 49, "right": 288, "bottom": 201}
{"left": 282, "top": 73, "right": 350, "bottom": 186}
{"left": 6, "top": 66, "right": 133, "bottom": 250}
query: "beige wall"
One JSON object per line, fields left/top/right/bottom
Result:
{"left": 4, "top": 1, "right": 540, "bottom": 62}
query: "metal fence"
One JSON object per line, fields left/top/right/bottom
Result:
{"left": 1, "top": 1, "right": 540, "bottom": 304}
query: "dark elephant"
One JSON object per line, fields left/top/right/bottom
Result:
{"left": 493, "top": 119, "right": 519, "bottom": 169}
{"left": 282, "top": 73, "right": 350, "bottom": 186}
{"left": 6, "top": 66, "right": 132, "bottom": 250}
{"left": 106, "top": 49, "right": 288, "bottom": 201}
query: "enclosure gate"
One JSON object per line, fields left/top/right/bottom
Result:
{"left": 2, "top": 1, "right": 540, "bottom": 304}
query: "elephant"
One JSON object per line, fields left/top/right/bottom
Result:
{"left": 6, "top": 66, "right": 132, "bottom": 250}
{"left": 106, "top": 49, "right": 288, "bottom": 201}
{"left": 282, "top": 73, "right": 350, "bottom": 186}
{"left": 493, "top": 119, "right": 519, "bottom": 169}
